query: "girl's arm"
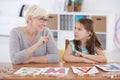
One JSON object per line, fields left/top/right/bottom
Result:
{"left": 63, "top": 45, "right": 98, "bottom": 63}
{"left": 81, "top": 48, "right": 107, "bottom": 63}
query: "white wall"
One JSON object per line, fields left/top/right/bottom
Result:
{"left": 0, "top": 37, "right": 10, "bottom": 62}
{"left": 1, "top": 0, "right": 120, "bottom": 16}
{"left": 82, "top": 0, "right": 120, "bottom": 15}
{"left": 0, "top": 0, "right": 57, "bottom": 17}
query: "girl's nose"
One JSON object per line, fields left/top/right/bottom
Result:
{"left": 74, "top": 29, "right": 78, "bottom": 33}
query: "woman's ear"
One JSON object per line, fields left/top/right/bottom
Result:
{"left": 28, "top": 16, "right": 32, "bottom": 21}
{"left": 27, "top": 16, "right": 33, "bottom": 24}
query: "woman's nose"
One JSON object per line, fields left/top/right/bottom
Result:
{"left": 41, "top": 21, "right": 46, "bottom": 25}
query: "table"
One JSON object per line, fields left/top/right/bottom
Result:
{"left": 0, "top": 62, "right": 120, "bottom": 80}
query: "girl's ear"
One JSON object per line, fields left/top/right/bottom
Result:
{"left": 87, "top": 31, "right": 92, "bottom": 37}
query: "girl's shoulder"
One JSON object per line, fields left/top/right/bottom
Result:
{"left": 69, "top": 40, "right": 74, "bottom": 45}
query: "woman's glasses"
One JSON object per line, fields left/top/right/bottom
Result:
{"left": 36, "top": 17, "right": 49, "bottom": 22}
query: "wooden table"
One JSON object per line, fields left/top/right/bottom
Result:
{"left": 0, "top": 62, "right": 120, "bottom": 80}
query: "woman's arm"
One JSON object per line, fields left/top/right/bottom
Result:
{"left": 10, "top": 29, "right": 29, "bottom": 64}
{"left": 45, "top": 30, "right": 60, "bottom": 63}
{"left": 23, "top": 56, "right": 48, "bottom": 63}
{"left": 24, "top": 31, "right": 60, "bottom": 64}
{"left": 10, "top": 28, "right": 49, "bottom": 64}
{"left": 63, "top": 45, "right": 98, "bottom": 63}
{"left": 81, "top": 48, "right": 107, "bottom": 63}
{"left": 24, "top": 36, "right": 49, "bottom": 57}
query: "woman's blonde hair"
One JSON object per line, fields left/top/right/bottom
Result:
{"left": 25, "top": 5, "right": 48, "bottom": 21}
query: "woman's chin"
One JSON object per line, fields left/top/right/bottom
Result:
{"left": 38, "top": 28, "right": 44, "bottom": 32}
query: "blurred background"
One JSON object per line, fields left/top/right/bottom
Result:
{"left": 0, "top": 0, "right": 120, "bottom": 62}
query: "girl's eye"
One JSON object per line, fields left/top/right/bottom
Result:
{"left": 74, "top": 27, "right": 76, "bottom": 29}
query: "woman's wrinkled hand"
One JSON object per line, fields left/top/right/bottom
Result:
{"left": 37, "top": 36, "right": 49, "bottom": 46}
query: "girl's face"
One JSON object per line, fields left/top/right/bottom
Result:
{"left": 28, "top": 16, "right": 48, "bottom": 32}
{"left": 74, "top": 22, "right": 91, "bottom": 41}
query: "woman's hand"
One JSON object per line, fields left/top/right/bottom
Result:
{"left": 37, "top": 36, "right": 49, "bottom": 46}
{"left": 23, "top": 59, "right": 31, "bottom": 63}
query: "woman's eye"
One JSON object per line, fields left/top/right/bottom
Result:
{"left": 78, "top": 28, "right": 81, "bottom": 30}
{"left": 39, "top": 18, "right": 43, "bottom": 20}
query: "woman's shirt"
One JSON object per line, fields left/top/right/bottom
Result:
{"left": 9, "top": 27, "right": 60, "bottom": 64}
{"left": 69, "top": 40, "right": 96, "bottom": 55}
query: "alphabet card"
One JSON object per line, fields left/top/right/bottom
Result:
{"left": 41, "top": 67, "right": 69, "bottom": 76}
{"left": 14, "top": 67, "right": 44, "bottom": 76}
{"left": 95, "top": 63, "right": 120, "bottom": 72}
{"left": 71, "top": 66, "right": 99, "bottom": 74}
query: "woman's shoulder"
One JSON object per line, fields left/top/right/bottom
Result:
{"left": 11, "top": 27, "right": 22, "bottom": 32}
{"left": 10, "top": 27, "right": 23, "bottom": 35}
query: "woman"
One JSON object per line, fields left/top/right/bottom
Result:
{"left": 9, "top": 5, "right": 60, "bottom": 64}
{"left": 63, "top": 18, "right": 107, "bottom": 63}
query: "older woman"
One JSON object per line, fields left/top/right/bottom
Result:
{"left": 9, "top": 5, "right": 60, "bottom": 64}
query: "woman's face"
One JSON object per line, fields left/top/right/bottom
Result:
{"left": 29, "top": 16, "right": 48, "bottom": 32}
{"left": 74, "top": 22, "right": 91, "bottom": 41}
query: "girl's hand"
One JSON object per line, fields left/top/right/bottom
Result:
{"left": 75, "top": 51, "right": 84, "bottom": 57}
{"left": 83, "top": 58, "right": 98, "bottom": 64}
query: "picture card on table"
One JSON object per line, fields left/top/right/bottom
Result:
{"left": 42, "top": 67, "right": 69, "bottom": 76}
{"left": 71, "top": 66, "right": 99, "bottom": 74}
{"left": 14, "top": 67, "right": 44, "bottom": 76}
{"left": 95, "top": 63, "right": 120, "bottom": 72}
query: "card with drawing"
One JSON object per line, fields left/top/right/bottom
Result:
{"left": 14, "top": 67, "right": 44, "bottom": 76}
{"left": 95, "top": 63, "right": 120, "bottom": 71}
{"left": 41, "top": 67, "right": 69, "bottom": 76}
{"left": 76, "top": 67, "right": 92, "bottom": 73}
{"left": 71, "top": 66, "right": 99, "bottom": 74}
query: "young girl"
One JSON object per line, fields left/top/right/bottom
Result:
{"left": 63, "top": 18, "right": 107, "bottom": 63}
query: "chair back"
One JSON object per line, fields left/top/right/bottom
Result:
{"left": 65, "top": 40, "right": 69, "bottom": 50}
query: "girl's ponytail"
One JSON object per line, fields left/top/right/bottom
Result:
{"left": 86, "top": 32, "right": 103, "bottom": 55}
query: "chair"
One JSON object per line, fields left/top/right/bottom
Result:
{"left": 59, "top": 40, "right": 69, "bottom": 62}
{"left": 65, "top": 39, "right": 69, "bottom": 50}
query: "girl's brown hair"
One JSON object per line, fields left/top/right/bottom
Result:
{"left": 73, "top": 18, "right": 103, "bottom": 55}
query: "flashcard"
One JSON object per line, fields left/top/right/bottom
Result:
{"left": 71, "top": 66, "right": 99, "bottom": 74}
{"left": 14, "top": 67, "right": 44, "bottom": 76}
{"left": 95, "top": 63, "right": 120, "bottom": 71}
{"left": 76, "top": 67, "right": 92, "bottom": 73}
{"left": 42, "top": 67, "right": 69, "bottom": 76}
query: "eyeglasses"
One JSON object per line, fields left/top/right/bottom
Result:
{"left": 36, "top": 17, "right": 49, "bottom": 22}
